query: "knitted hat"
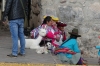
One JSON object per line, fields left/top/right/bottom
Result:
{"left": 56, "top": 22, "right": 67, "bottom": 27}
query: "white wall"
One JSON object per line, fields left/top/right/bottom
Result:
{"left": 1, "top": 0, "right": 6, "bottom": 12}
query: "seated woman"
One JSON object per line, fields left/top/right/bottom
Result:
{"left": 30, "top": 16, "right": 54, "bottom": 39}
{"left": 30, "top": 16, "right": 60, "bottom": 48}
{"left": 55, "top": 28, "right": 83, "bottom": 65}
{"left": 42, "top": 16, "right": 61, "bottom": 47}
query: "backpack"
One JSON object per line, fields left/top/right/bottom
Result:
{"left": 30, "top": 24, "right": 47, "bottom": 39}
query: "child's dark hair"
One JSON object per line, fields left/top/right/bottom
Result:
{"left": 42, "top": 16, "right": 52, "bottom": 24}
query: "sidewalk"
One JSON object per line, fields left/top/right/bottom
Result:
{"left": 0, "top": 30, "right": 99, "bottom": 65}
{"left": 0, "top": 30, "right": 62, "bottom": 64}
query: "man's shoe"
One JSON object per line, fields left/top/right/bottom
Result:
{"left": 7, "top": 54, "right": 17, "bottom": 57}
{"left": 18, "top": 53, "right": 25, "bottom": 56}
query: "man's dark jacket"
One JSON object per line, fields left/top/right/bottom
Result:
{"left": 3, "top": 0, "right": 28, "bottom": 21}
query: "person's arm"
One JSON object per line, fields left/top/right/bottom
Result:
{"left": 2, "top": 0, "right": 13, "bottom": 22}
{"left": 25, "top": 0, "right": 28, "bottom": 17}
{"left": 95, "top": 46, "right": 100, "bottom": 49}
{"left": 63, "top": 32, "right": 67, "bottom": 41}
{"left": 73, "top": 40, "right": 81, "bottom": 53}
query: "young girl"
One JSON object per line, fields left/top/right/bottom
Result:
{"left": 56, "top": 22, "right": 67, "bottom": 42}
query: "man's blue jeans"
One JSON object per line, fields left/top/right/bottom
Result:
{"left": 9, "top": 19, "right": 25, "bottom": 56}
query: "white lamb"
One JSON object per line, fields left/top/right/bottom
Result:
{"left": 18, "top": 28, "right": 47, "bottom": 49}
{"left": 36, "top": 46, "right": 48, "bottom": 54}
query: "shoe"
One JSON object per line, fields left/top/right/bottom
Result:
{"left": 7, "top": 54, "right": 17, "bottom": 57}
{"left": 18, "top": 53, "right": 25, "bottom": 56}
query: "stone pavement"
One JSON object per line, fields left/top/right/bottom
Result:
{"left": 0, "top": 30, "right": 99, "bottom": 65}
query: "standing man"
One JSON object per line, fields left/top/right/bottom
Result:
{"left": 2, "top": 0, "right": 28, "bottom": 57}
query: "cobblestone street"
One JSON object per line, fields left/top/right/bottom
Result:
{"left": 0, "top": 29, "right": 99, "bottom": 65}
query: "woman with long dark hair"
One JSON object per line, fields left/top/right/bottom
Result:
{"left": 30, "top": 16, "right": 53, "bottom": 38}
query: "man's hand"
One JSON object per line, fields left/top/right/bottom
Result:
{"left": 2, "top": 16, "right": 8, "bottom": 25}
{"left": 3, "top": 22, "right": 6, "bottom": 25}
{"left": 2, "top": 21, "right": 8, "bottom": 26}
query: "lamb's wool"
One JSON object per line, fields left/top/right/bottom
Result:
{"left": 36, "top": 46, "right": 48, "bottom": 54}
{"left": 18, "top": 28, "right": 46, "bottom": 49}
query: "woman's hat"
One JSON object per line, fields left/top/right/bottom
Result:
{"left": 43, "top": 16, "right": 47, "bottom": 19}
{"left": 51, "top": 16, "right": 59, "bottom": 21}
{"left": 56, "top": 22, "right": 67, "bottom": 27}
{"left": 43, "top": 16, "right": 59, "bottom": 21}
{"left": 68, "top": 28, "right": 81, "bottom": 37}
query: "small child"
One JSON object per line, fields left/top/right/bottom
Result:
{"left": 56, "top": 22, "right": 67, "bottom": 42}
{"left": 95, "top": 46, "right": 100, "bottom": 65}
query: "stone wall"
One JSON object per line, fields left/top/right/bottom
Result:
{"left": 41, "top": 0, "right": 100, "bottom": 58}
{"left": 29, "top": 0, "right": 42, "bottom": 29}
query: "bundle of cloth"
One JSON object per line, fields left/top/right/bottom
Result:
{"left": 54, "top": 47, "right": 76, "bottom": 55}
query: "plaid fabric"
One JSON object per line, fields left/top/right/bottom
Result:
{"left": 30, "top": 24, "right": 47, "bottom": 39}
{"left": 54, "top": 48, "right": 76, "bottom": 55}
{"left": 30, "top": 26, "right": 41, "bottom": 39}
